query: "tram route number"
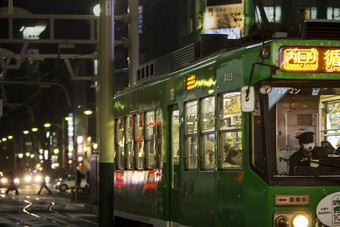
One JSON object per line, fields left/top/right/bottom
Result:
{"left": 224, "top": 73, "right": 232, "bottom": 82}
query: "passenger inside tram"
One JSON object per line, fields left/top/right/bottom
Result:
{"left": 223, "top": 147, "right": 242, "bottom": 168}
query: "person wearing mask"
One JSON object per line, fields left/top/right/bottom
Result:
{"left": 289, "top": 132, "right": 328, "bottom": 174}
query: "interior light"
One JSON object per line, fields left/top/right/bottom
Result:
{"left": 292, "top": 214, "right": 309, "bottom": 227}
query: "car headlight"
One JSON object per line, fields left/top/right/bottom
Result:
{"left": 1, "top": 178, "right": 8, "bottom": 184}
{"left": 292, "top": 214, "right": 309, "bottom": 227}
{"left": 24, "top": 175, "right": 32, "bottom": 182}
{"left": 45, "top": 176, "right": 50, "bottom": 183}
{"left": 14, "top": 178, "right": 20, "bottom": 184}
{"left": 35, "top": 175, "right": 42, "bottom": 183}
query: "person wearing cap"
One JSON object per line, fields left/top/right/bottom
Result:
{"left": 288, "top": 131, "right": 328, "bottom": 174}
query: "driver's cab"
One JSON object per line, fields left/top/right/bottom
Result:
{"left": 245, "top": 84, "right": 340, "bottom": 178}
{"left": 273, "top": 87, "right": 340, "bottom": 176}
{"left": 276, "top": 94, "right": 321, "bottom": 175}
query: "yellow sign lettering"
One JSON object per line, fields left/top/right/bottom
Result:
{"left": 283, "top": 48, "right": 319, "bottom": 71}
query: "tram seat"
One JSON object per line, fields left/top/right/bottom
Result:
{"left": 276, "top": 149, "right": 297, "bottom": 175}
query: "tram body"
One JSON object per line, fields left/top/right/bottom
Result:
{"left": 113, "top": 37, "right": 340, "bottom": 226}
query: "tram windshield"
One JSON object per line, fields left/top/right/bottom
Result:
{"left": 255, "top": 85, "right": 340, "bottom": 178}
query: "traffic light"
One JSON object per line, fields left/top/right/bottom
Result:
{"left": 68, "top": 159, "right": 73, "bottom": 165}
{"left": 2, "top": 146, "right": 5, "bottom": 150}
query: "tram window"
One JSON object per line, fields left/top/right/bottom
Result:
{"left": 218, "top": 92, "right": 242, "bottom": 170}
{"left": 145, "top": 110, "right": 156, "bottom": 169}
{"left": 115, "top": 117, "right": 125, "bottom": 170}
{"left": 200, "top": 96, "right": 215, "bottom": 170}
{"left": 125, "top": 115, "right": 133, "bottom": 169}
{"left": 252, "top": 93, "right": 265, "bottom": 172}
{"left": 156, "top": 109, "right": 163, "bottom": 169}
{"left": 171, "top": 109, "right": 180, "bottom": 189}
{"left": 134, "top": 113, "right": 144, "bottom": 170}
{"left": 184, "top": 100, "right": 198, "bottom": 170}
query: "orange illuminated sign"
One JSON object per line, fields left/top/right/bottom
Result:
{"left": 186, "top": 74, "right": 196, "bottom": 90}
{"left": 280, "top": 47, "right": 340, "bottom": 73}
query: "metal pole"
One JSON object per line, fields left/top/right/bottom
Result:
{"left": 128, "top": 0, "right": 139, "bottom": 86}
{"left": 98, "top": 0, "right": 114, "bottom": 226}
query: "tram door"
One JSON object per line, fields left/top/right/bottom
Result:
{"left": 169, "top": 106, "right": 180, "bottom": 223}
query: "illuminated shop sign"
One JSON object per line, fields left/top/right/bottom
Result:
{"left": 279, "top": 47, "right": 340, "bottom": 72}
{"left": 186, "top": 74, "right": 196, "bottom": 90}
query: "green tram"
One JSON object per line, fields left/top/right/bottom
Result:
{"left": 113, "top": 26, "right": 340, "bottom": 227}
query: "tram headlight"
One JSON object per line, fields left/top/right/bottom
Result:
{"left": 274, "top": 212, "right": 311, "bottom": 227}
{"left": 292, "top": 214, "right": 309, "bottom": 227}
{"left": 275, "top": 216, "right": 289, "bottom": 227}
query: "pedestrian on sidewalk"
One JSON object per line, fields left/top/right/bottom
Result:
{"left": 37, "top": 175, "right": 51, "bottom": 195}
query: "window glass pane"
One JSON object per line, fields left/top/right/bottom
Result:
{"left": 156, "top": 109, "right": 163, "bottom": 169}
{"left": 172, "top": 109, "right": 180, "bottom": 189}
{"left": 219, "top": 132, "right": 242, "bottom": 169}
{"left": 201, "top": 96, "right": 215, "bottom": 132}
{"left": 185, "top": 100, "right": 198, "bottom": 135}
{"left": 134, "top": 113, "right": 144, "bottom": 170}
{"left": 115, "top": 118, "right": 124, "bottom": 169}
{"left": 125, "top": 115, "right": 133, "bottom": 169}
{"left": 219, "top": 92, "right": 243, "bottom": 170}
{"left": 201, "top": 134, "right": 215, "bottom": 170}
{"left": 219, "top": 92, "right": 242, "bottom": 130}
{"left": 201, "top": 96, "right": 215, "bottom": 170}
{"left": 252, "top": 92, "right": 265, "bottom": 172}
{"left": 145, "top": 111, "right": 154, "bottom": 139}
{"left": 145, "top": 110, "right": 155, "bottom": 169}
{"left": 185, "top": 101, "right": 198, "bottom": 170}
{"left": 185, "top": 136, "right": 198, "bottom": 169}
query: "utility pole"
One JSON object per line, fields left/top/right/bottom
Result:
{"left": 98, "top": 0, "right": 114, "bottom": 226}
{"left": 128, "top": 0, "right": 139, "bottom": 86}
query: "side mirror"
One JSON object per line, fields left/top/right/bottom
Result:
{"left": 241, "top": 86, "right": 255, "bottom": 112}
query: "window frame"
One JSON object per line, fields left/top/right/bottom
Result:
{"left": 218, "top": 91, "right": 243, "bottom": 171}
{"left": 184, "top": 100, "right": 198, "bottom": 170}
{"left": 134, "top": 112, "right": 144, "bottom": 170}
{"left": 200, "top": 96, "right": 216, "bottom": 171}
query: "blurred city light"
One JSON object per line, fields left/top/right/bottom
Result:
{"left": 93, "top": 4, "right": 100, "bottom": 16}
{"left": 84, "top": 110, "right": 93, "bottom": 115}
{"left": 20, "top": 25, "right": 46, "bottom": 39}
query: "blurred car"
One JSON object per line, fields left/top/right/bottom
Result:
{"left": 20, "top": 172, "right": 50, "bottom": 186}
{"left": 54, "top": 175, "right": 87, "bottom": 192}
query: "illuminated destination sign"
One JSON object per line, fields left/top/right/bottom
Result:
{"left": 279, "top": 47, "right": 340, "bottom": 72}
